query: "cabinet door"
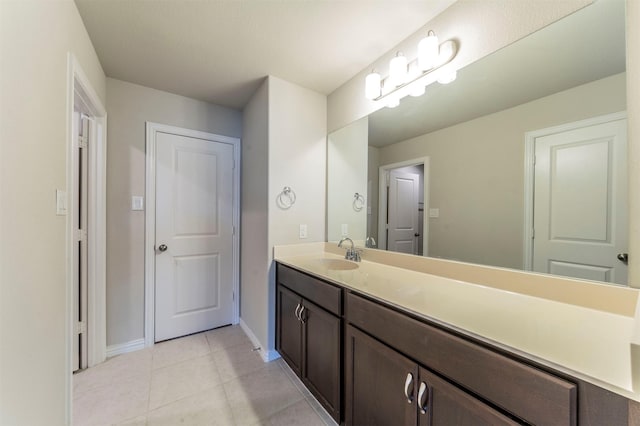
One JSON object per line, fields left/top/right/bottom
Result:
{"left": 301, "top": 299, "right": 341, "bottom": 421}
{"left": 417, "top": 367, "right": 520, "bottom": 426}
{"left": 345, "top": 326, "right": 418, "bottom": 426}
{"left": 276, "top": 285, "right": 303, "bottom": 375}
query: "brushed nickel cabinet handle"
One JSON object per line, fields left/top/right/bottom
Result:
{"left": 294, "top": 303, "right": 301, "bottom": 321}
{"left": 404, "top": 373, "right": 414, "bottom": 403}
{"left": 299, "top": 305, "right": 307, "bottom": 323}
{"left": 418, "top": 381, "right": 429, "bottom": 414}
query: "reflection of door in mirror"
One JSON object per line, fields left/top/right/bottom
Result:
{"left": 377, "top": 160, "right": 429, "bottom": 256}
{"left": 387, "top": 169, "right": 421, "bottom": 255}
{"left": 526, "top": 114, "right": 627, "bottom": 285}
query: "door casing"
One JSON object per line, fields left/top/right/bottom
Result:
{"left": 378, "top": 157, "right": 430, "bottom": 255}
{"left": 144, "top": 122, "right": 241, "bottom": 348}
{"left": 66, "top": 53, "right": 108, "bottom": 424}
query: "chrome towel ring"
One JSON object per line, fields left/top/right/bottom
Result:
{"left": 353, "top": 192, "right": 365, "bottom": 212}
{"left": 277, "top": 186, "right": 297, "bottom": 209}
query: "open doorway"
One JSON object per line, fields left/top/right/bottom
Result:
{"left": 67, "top": 53, "right": 107, "bottom": 384}
{"left": 378, "top": 157, "right": 430, "bottom": 256}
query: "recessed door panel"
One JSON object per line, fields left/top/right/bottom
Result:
{"left": 174, "top": 148, "right": 219, "bottom": 236}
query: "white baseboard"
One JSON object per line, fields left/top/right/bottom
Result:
{"left": 239, "top": 318, "right": 281, "bottom": 363}
{"left": 106, "top": 338, "right": 145, "bottom": 358}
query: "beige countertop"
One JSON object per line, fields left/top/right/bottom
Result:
{"left": 274, "top": 243, "right": 640, "bottom": 402}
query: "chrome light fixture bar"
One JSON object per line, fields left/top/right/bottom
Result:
{"left": 365, "top": 31, "right": 458, "bottom": 108}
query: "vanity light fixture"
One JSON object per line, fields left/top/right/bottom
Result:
{"left": 364, "top": 30, "right": 458, "bottom": 107}
{"left": 388, "top": 52, "right": 408, "bottom": 87}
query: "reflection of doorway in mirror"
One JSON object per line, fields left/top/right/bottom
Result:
{"left": 524, "top": 112, "right": 628, "bottom": 285}
{"left": 378, "top": 158, "right": 430, "bottom": 256}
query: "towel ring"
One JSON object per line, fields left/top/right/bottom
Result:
{"left": 277, "top": 186, "right": 296, "bottom": 210}
{"left": 353, "top": 192, "right": 365, "bottom": 212}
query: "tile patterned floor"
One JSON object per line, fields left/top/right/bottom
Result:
{"left": 73, "top": 325, "right": 336, "bottom": 426}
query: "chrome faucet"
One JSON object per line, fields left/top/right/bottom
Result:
{"left": 338, "top": 237, "right": 362, "bottom": 262}
{"left": 365, "top": 236, "right": 376, "bottom": 248}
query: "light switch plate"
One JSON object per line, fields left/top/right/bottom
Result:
{"left": 56, "top": 189, "right": 68, "bottom": 216}
{"left": 299, "top": 224, "right": 308, "bottom": 239}
{"left": 341, "top": 224, "right": 348, "bottom": 237}
{"left": 132, "top": 196, "right": 144, "bottom": 211}
{"left": 429, "top": 208, "right": 440, "bottom": 218}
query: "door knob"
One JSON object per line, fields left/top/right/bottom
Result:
{"left": 617, "top": 253, "right": 628, "bottom": 264}
{"left": 158, "top": 244, "right": 168, "bottom": 252}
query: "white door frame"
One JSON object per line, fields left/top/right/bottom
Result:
{"left": 66, "top": 54, "right": 107, "bottom": 421}
{"left": 145, "top": 122, "right": 241, "bottom": 348}
{"left": 522, "top": 111, "right": 627, "bottom": 270}
{"left": 378, "top": 157, "right": 430, "bottom": 255}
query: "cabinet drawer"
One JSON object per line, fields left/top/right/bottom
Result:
{"left": 277, "top": 263, "right": 342, "bottom": 316}
{"left": 347, "top": 292, "right": 577, "bottom": 425}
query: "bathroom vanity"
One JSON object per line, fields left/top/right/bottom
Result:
{"left": 275, "top": 245, "right": 640, "bottom": 425}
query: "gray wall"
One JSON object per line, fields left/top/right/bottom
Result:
{"left": 240, "top": 79, "right": 270, "bottom": 351}
{"left": 378, "top": 73, "right": 626, "bottom": 269}
{"left": 240, "top": 76, "right": 327, "bottom": 359}
{"left": 0, "top": 1, "right": 106, "bottom": 423}
{"left": 106, "top": 78, "right": 242, "bottom": 346}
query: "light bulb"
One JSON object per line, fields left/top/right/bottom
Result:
{"left": 365, "top": 71, "right": 381, "bottom": 100}
{"left": 389, "top": 52, "right": 408, "bottom": 87}
{"left": 418, "top": 30, "right": 439, "bottom": 71}
{"left": 385, "top": 97, "right": 400, "bottom": 108}
{"left": 437, "top": 69, "right": 457, "bottom": 84}
{"left": 409, "top": 83, "right": 426, "bottom": 97}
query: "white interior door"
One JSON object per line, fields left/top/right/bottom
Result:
{"left": 533, "top": 118, "right": 627, "bottom": 284}
{"left": 155, "top": 132, "right": 235, "bottom": 342}
{"left": 387, "top": 170, "right": 420, "bottom": 254}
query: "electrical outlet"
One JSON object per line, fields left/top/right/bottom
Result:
{"left": 299, "top": 224, "right": 308, "bottom": 239}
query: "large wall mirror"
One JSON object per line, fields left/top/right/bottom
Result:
{"left": 327, "top": 0, "right": 629, "bottom": 286}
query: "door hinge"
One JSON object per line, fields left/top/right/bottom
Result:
{"left": 232, "top": 291, "right": 235, "bottom": 301}
{"left": 232, "top": 226, "right": 236, "bottom": 235}
{"left": 533, "top": 155, "right": 537, "bottom": 166}
{"left": 77, "top": 135, "right": 88, "bottom": 149}
{"left": 531, "top": 228, "right": 535, "bottom": 239}
{"left": 75, "top": 229, "right": 87, "bottom": 242}
{"left": 76, "top": 321, "right": 87, "bottom": 334}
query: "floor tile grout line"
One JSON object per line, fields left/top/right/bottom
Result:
{"left": 74, "top": 327, "right": 328, "bottom": 426}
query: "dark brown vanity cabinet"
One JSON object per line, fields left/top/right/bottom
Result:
{"left": 346, "top": 292, "right": 578, "bottom": 426}
{"left": 345, "top": 325, "right": 519, "bottom": 426}
{"left": 276, "top": 264, "right": 342, "bottom": 422}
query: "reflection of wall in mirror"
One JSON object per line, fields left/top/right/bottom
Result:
{"left": 327, "top": 116, "right": 368, "bottom": 243}
{"left": 367, "top": 146, "right": 380, "bottom": 245}
{"left": 374, "top": 72, "right": 626, "bottom": 270}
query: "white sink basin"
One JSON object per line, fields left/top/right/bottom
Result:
{"left": 314, "top": 258, "right": 359, "bottom": 271}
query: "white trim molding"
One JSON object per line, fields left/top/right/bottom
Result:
{"left": 106, "top": 339, "right": 146, "bottom": 358}
{"left": 522, "top": 111, "right": 627, "bottom": 270}
{"left": 239, "top": 318, "right": 281, "bottom": 362}
{"left": 145, "top": 122, "right": 241, "bottom": 348}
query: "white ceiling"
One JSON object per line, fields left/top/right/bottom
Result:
{"left": 75, "top": 0, "right": 456, "bottom": 110}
